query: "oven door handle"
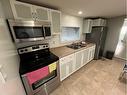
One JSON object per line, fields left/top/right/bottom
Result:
{"left": 32, "top": 70, "right": 57, "bottom": 90}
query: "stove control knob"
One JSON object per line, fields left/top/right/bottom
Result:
{"left": 25, "top": 49, "right": 28, "bottom": 51}
{"left": 20, "top": 50, "right": 24, "bottom": 53}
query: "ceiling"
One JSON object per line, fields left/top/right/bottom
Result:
{"left": 19, "top": 0, "right": 126, "bottom": 18}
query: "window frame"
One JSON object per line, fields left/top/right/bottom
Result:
{"left": 60, "top": 26, "right": 81, "bottom": 43}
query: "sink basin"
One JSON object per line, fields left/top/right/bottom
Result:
{"left": 66, "top": 42, "right": 87, "bottom": 49}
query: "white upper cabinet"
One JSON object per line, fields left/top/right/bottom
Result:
{"left": 83, "top": 19, "right": 93, "bottom": 33}
{"left": 33, "top": 6, "right": 50, "bottom": 21}
{"left": 83, "top": 18, "right": 106, "bottom": 33}
{"left": 9, "top": 0, "right": 61, "bottom": 35}
{"left": 11, "top": 1, "right": 34, "bottom": 20}
{"left": 10, "top": 1, "right": 50, "bottom": 21}
{"left": 51, "top": 10, "right": 61, "bottom": 34}
{"left": 92, "top": 18, "right": 106, "bottom": 26}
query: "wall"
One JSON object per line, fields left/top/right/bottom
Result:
{"left": 0, "top": 2, "right": 26, "bottom": 95}
{"left": 104, "top": 16, "right": 125, "bottom": 55}
{"left": 115, "top": 19, "right": 127, "bottom": 60}
{"left": 61, "top": 12, "right": 84, "bottom": 41}
{"left": 48, "top": 12, "right": 84, "bottom": 48}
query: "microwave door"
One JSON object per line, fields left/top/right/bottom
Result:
{"left": 13, "top": 26, "right": 45, "bottom": 43}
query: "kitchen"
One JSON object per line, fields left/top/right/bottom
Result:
{"left": 0, "top": 0, "right": 126, "bottom": 95}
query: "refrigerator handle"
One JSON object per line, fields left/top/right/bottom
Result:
{"left": 101, "top": 27, "right": 104, "bottom": 32}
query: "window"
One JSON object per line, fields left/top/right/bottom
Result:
{"left": 61, "top": 27, "right": 80, "bottom": 42}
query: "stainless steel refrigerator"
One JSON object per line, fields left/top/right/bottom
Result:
{"left": 86, "top": 26, "right": 107, "bottom": 59}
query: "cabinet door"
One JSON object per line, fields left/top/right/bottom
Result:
{"left": 66, "top": 60, "right": 73, "bottom": 77}
{"left": 11, "top": 1, "right": 34, "bottom": 20}
{"left": 75, "top": 51, "right": 83, "bottom": 70}
{"left": 82, "top": 49, "right": 89, "bottom": 66}
{"left": 88, "top": 47, "right": 93, "bottom": 62}
{"left": 59, "top": 61, "right": 67, "bottom": 81}
{"left": 87, "top": 46, "right": 96, "bottom": 62}
{"left": 92, "top": 19, "right": 106, "bottom": 26}
{"left": 92, "top": 19, "right": 99, "bottom": 26}
{"left": 60, "top": 61, "right": 73, "bottom": 81}
{"left": 34, "top": 6, "right": 49, "bottom": 21}
{"left": 91, "top": 46, "right": 96, "bottom": 59}
{"left": 83, "top": 19, "right": 93, "bottom": 33}
{"left": 51, "top": 10, "right": 61, "bottom": 34}
{"left": 59, "top": 54, "right": 75, "bottom": 81}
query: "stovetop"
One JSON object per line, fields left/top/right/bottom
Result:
{"left": 18, "top": 44, "right": 59, "bottom": 75}
{"left": 19, "top": 52, "right": 59, "bottom": 75}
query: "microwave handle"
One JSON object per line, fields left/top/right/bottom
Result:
{"left": 43, "top": 26, "right": 46, "bottom": 38}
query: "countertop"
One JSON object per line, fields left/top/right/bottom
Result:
{"left": 50, "top": 43, "right": 95, "bottom": 58}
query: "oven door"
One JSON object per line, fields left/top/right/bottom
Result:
{"left": 32, "top": 70, "right": 57, "bottom": 90}
{"left": 21, "top": 61, "right": 60, "bottom": 95}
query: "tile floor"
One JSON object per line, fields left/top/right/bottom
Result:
{"left": 50, "top": 58, "right": 126, "bottom": 95}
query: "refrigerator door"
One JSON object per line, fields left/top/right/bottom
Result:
{"left": 98, "top": 27, "right": 107, "bottom": 58}
{"left": 86, "top": 27, "right": 104, "bottom": 59}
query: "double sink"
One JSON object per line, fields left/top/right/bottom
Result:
{"left": 66, "top": 42, "right": 88, "bottom": 49}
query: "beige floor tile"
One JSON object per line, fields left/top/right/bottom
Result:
{"left": 50, "top": 59, "right": 126, "bottom": 95}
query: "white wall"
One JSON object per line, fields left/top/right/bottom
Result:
{"left": 115, "top": 19, "right": 127, "bottom": 60}
{"left": 61, "top": 13, "right": 84, "bottom": 41}
{"left": 104, "top": 16, "right": 125, "bottom": 55}
{"left": 61, "top": 13, "right": 83, "bottom": 27}
{"left": 0, "top": 2, "right": 26, "bottom": 95}
{"left": 49, "top": 12, "right": 84, "bottom": 48}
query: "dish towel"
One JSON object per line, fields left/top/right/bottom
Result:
{"left": 48, "top": 62, "right": 57, "bottom": 73}
{"left": 26, "top": 66, "right": 49, "bottom": 85}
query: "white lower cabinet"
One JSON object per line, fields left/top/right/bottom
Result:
{"left": 59, "top": 45, "right": 96, "bottom": 81}
{"left": 87, "top": 45, "right": 96, "bottom": 62}
{"left": 82, "top": 48, "right": 89, "bottom": 66}
{"left": 75, "top": 50, "right": 83, "bottom": 71}
{"left": 59, "top": 54, "right": 75, "bottom": 81}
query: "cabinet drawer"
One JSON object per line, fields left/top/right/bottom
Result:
{"left": 60, "top": 54, "right": 74, "bottom": 63}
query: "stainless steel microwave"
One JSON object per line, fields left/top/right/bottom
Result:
{"left": 7, "top": 20, "right": 51, "bottom": 43}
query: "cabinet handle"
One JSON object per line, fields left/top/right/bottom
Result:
{"left": 32, "top": 12, "right": 34, "bottom": 19}
{"left": 35, "top": 12, "right": 38, "bottom": 19}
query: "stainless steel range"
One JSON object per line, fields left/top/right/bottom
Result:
{"left": 18, "top": 44, "right": 60, "bottom": 95}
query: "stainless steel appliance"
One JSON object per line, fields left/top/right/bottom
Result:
{"left": 7, "top": 20, "right": 51, "bottom": 43}
{"left": 86, "top": 26, "right": 107, "bottom": 59}
{"left": 18, "top": 44, "right": 60, "bottom": 95}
